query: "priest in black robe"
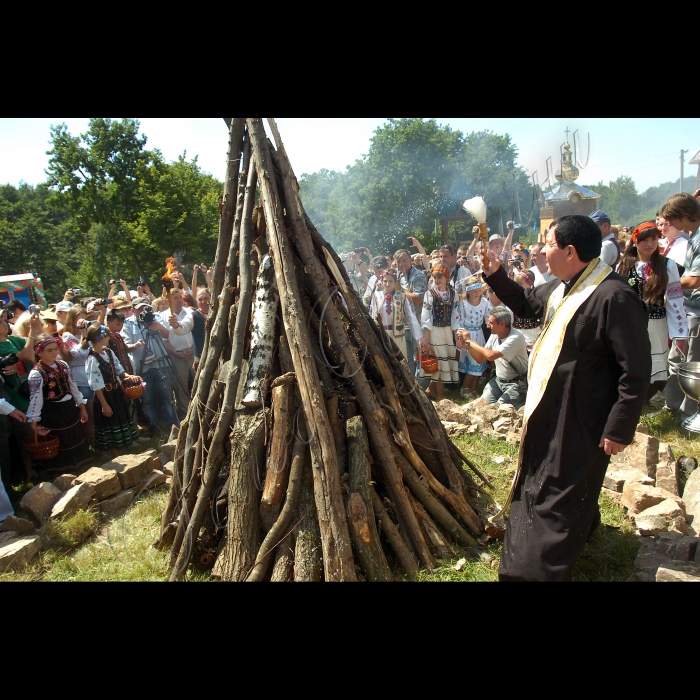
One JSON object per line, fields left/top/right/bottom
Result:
{"left": 483, "top": 215, "right": 651, "bottom": 581}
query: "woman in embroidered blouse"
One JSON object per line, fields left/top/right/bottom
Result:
{"left": 617, "top": 222, "right": 689, "bottom": 401}
{"left": 419, "top": 265, "right": 460, "bottom": 401}
{"left": 61, "top": 305, "right": 96, "bottom": 447}
{"left": 26, "top": 335, "right": 91, "bottom": 471}
{"left": 85, "top": 323, "right": 141, "bottom": 457}
{"left": 457, "top": 276, "right": 492, "bottom": 399}
{"left": 369, "top": 270, "right": 422, "bottom": 361}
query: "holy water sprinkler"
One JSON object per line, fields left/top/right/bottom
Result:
{"left": 462, "top": 196, "right": 488, "bottom": 270}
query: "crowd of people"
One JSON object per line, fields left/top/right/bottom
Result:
{"left": 0, "top": 265, "right": 214, "bottom": 520}
{"left": 341, "top": 195, "right": 700, "bottom": 420}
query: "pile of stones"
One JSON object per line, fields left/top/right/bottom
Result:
{"left": 435, "top": 397, "right": 524, "bottom": 444}
{"left": 604, "top": 427, "right": 700, "bottom": 582}
{"left": 436, "top": 400, "right": 700, "bottom": 581}
{"left": 0, "top": 441, "right": 177, "bottom": 574}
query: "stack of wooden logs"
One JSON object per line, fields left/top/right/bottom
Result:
{"left": 157, "top": 118, "right": 491, "bottom": 582}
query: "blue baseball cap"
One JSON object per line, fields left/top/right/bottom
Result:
{"left": 589, "top": 211, "right": 611, "bottom": 225}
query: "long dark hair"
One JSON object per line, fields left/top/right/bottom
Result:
{"left": 617, "top": 222, "right": 668, "bottom": 302}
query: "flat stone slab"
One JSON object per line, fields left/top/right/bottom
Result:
{"left": 20, "top": 482, "right": 62, "bottom": 522}
{"left": 73, "top": 466, "right": 121, "bottom": 502}
{"left": 103, "top": 450, "right": 157, "bottom": 490}
{"left": 50, "top": 482, "right": 96, "bottom": 520}
{"left": 0, "top": 535, "right": 42, "bottom": 573}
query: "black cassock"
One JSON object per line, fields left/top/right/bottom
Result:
{"left": 487, "top": 266, "right": 651, "bottom": 581}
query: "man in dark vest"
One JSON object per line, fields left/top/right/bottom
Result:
{"left": 483, "top": 215, "right": 650, "bottom": 581}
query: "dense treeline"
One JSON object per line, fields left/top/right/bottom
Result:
{"left": 298, "top": 118, "right": 536, "bottom": 255}
{"left": 582, "top": 175, "right": 699, "bottom": 228}
{"left": 2, "top": 118, "right": 694, "bottom": 301}
{"left": 0, "top": 118, "right": 222, "bottom": 300}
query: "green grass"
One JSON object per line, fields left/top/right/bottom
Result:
{"left": 0, "top": 488, "right": 171, "bottom": 582}
{"left": 3, "top": 395, "right": 694, "bottom": 582}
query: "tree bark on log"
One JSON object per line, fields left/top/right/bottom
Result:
{"left": 264, "top": 121, "right": 434, "bottom": 571}
{"left": 346, "top": 416, "right": 393, "bottom": 582}
{"left": 390, "top": 442, "right": 477, "bottom": 548}
{"left": 259, "top": 382, "right": 295, "bottom": 532}
{"left": 294, "top": 456, "right": 323, "bottom": 582}
{"left": 270, "top": 542, "right": 295, "bottom": 582}
{"left": 247, "top": 118, "right": 356, "bottom": 581}
{"left": 408, "top": 494, "right": 455, "bottom": 560}
{"left": 369, "top": 488, "right": 419, "bottom": 581}
{"left": 246, "top": 431, "right": 307, "bottom": 582}
{"left": 168, "top": 161, "right": 259, "bottom": 579}
{"left": 213, "top": 409, "right": 267, "bottom": 582}
{"left": 242, "top": 254, "right": 280, "bottom": 407}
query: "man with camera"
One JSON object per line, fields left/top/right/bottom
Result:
{"left": 120, "top": 298, "right": 179, "bottom": 433}
{"left": 159, "top": 289, "right": 194, "bottom": 418}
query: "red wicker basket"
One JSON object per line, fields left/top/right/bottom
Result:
{"left": 123, "top": 383, "right": 144, "bottom": 400}
{"left": 24, "top": 430, "right": 60, "bottom": 461}
{"left": 420, "top": 353, "right": 439, "bottom": 374}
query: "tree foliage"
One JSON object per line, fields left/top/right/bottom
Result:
{"left": 42, "top": 119, "right": 222, "bottom": 296}
{"left": 299, "top": 119, "right": 534, "bottom": 256}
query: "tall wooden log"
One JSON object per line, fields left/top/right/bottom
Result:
{"left": 369, "top": 488, "right": 419, "bottom": 581}
{"left": 247, "top": 118, "right": 356, "bottom": 581}
{"left": 212, "top": 409, "right": 267, "bottom": 581}
{"left": 346, "top": 416, "right": 393, "bottom": 582}
{"left": 265, "top": 120, "right": 434, "bottom": 570}
{"left": 408, "top": 494, "right": 455, "bottom": 560}
{"left": 241, "top": 254, "right": 280, "bottom": 407}
{"left": 169, "top": 159, "right": 258, "bottom": 580}
{"left": 390, "top": 442, "right": 477, "bottom": 548}
{"left": 294, "top": 456, "right": 323, "bottom": 582}
{"left": 247, "top": 432, "right": 307, "bottom": 582}
{"left": 259, "top": 382, "right": 295, "bottom": 531}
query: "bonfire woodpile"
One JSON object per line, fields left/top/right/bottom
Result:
{"left": 156, "top": 118, "right": 492, "bottom": 582}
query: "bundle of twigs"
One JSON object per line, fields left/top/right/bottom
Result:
{"left": 157, "top": 118, "right": 491, "bottom": 582}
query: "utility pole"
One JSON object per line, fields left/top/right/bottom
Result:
{"left": 681, "top": 149, "right": 689, "bottom": 192}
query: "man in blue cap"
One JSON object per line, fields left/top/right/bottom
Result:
{"left": 589, "top": 211, "right": 621, "bottom": 268}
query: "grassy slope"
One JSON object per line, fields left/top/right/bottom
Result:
{"left": 3, "top": 392, "right": 698, "bottom": 582}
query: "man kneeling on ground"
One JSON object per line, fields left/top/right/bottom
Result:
{"left": 457, "top": 305, "right": 528, "bottom": 410}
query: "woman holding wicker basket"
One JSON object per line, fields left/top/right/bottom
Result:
{"left": 84, "top": 323, "right": 142, "bottom": 458}
{"left": 26, "top": 335, "right": 92, "bottom": 472}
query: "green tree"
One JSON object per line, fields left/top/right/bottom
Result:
{"left": 46, "top": 119, "right": 222, "bottom": 293}
{"left": 299, "top": 119, "right": 534, "bottom": 257}
{"left": 0, "top": 183, "right": 79, "bottom": 300}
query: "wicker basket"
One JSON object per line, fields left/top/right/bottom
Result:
{"left": 123, "top": 383, "right": 144, "bottom": 400}
{"left": 420, "top": 353, "right": 439, "bottom": 374}
{"left": 24, "top": 431, "right": 60, "bottom": 461}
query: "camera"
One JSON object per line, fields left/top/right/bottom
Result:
{"left": 139, "top": 306, "right": 157, "bottom": 326}
{"left": 0, "top": 306, "right": 14, "bottom": 320}
{"left": 512, "top": 259, "right": 523, "bottom": 269}
{"left": 138, "top": 277, "right": 148, "bottom": 287}
{"left": 70, "top": 288, "right": 81, "bottom": 296}
{"left": 28, "top": 304, "right": 42, "bottom": 315}
{"left": 340, "top": 253, "right": 349, "bottom": 262}
{"left": 76, "top": 318, "right": 88, "bottom": 329}
{"left": 0, "top": 353, "right": 19, "bottom": 369}
{"left": 109, "top": 279, "right": 117, "bottom": 285}
{"left": 95, "top": 298, "right": 114, "bottom": 307}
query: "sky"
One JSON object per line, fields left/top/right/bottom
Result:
{"left": 1, "top": 118, "right": 699, "bottom": 194}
